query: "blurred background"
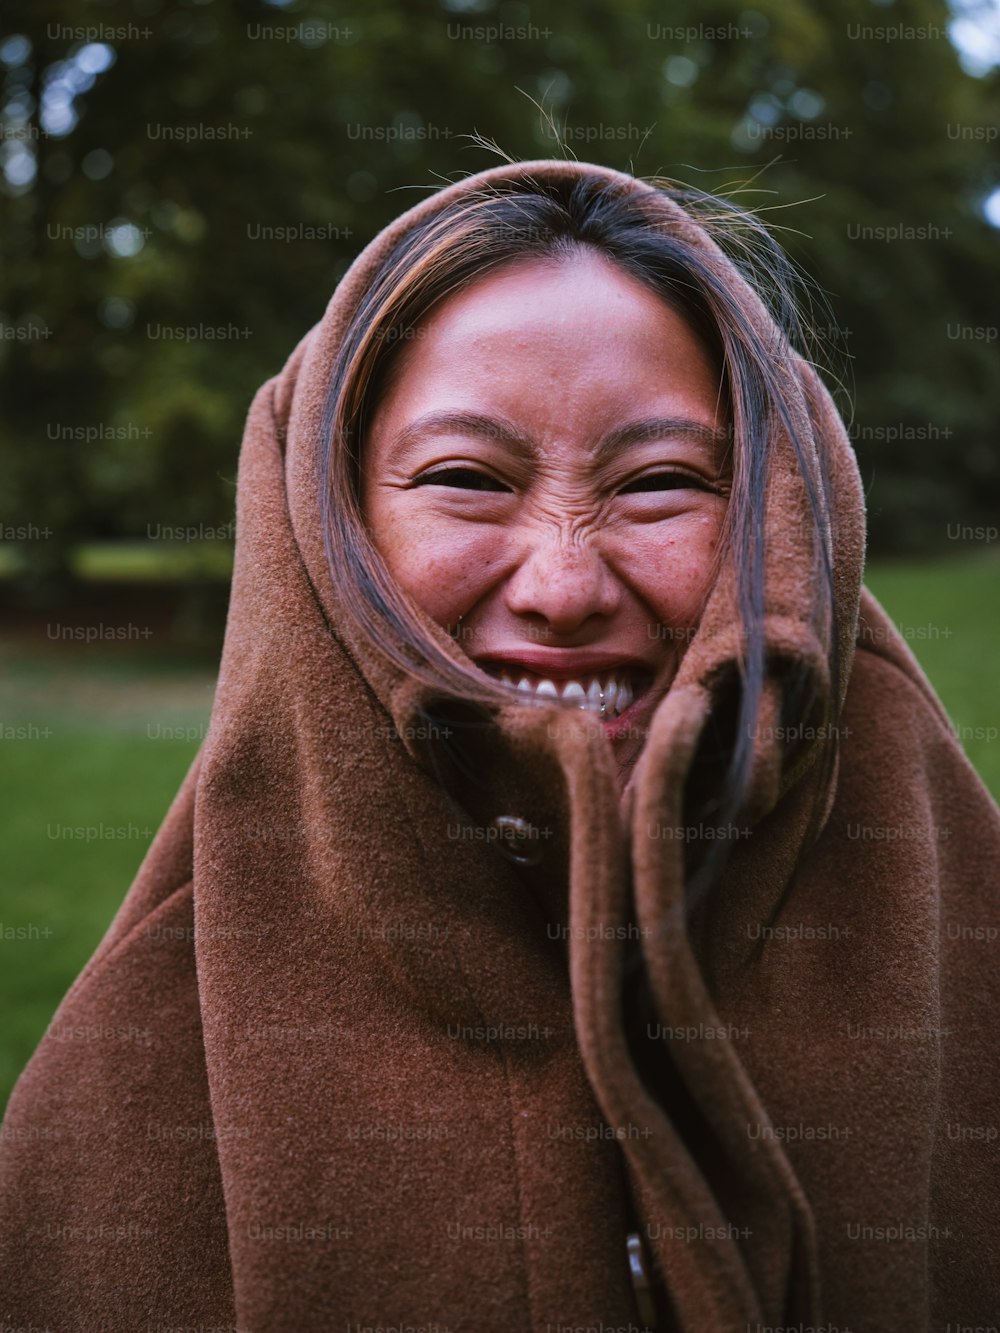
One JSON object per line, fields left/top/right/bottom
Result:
{"left": 1, "top": 0, "right": 998, "bottom": 1106}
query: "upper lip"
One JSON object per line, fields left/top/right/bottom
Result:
{"left": 471, "top": 649, "right": 656, "bottom": 680}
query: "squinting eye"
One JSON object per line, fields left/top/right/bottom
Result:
{"left": 412, "top": 467, "right": 512, "bottom": 493}
{"left": 619, "top": 472, "right": 712, "bottom": 494}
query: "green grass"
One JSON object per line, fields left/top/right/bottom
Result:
{"left": 864, "top": 550, "right": 1000, "bottom": 797}
{"left": 1, "top": 730, "right": 202, "bottom": 1101}
{"left": 1, "top": 551, "right": 997, "bottom": 1111}
{"left": 0, "top": 653, "right": 214, "bottom": 1111}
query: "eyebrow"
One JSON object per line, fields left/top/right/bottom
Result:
{"left": 389, "top": 410, "right": 730, "bottom": 465}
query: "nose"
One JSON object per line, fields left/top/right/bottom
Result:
{"left": 503, "top": 529, "right": 621, "bottom": 636}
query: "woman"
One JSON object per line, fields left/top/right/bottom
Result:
{"left": 1, "top": 158, "right": 997, "bottom": 1332}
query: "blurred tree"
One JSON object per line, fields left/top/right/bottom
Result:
{"left": 0, "top": 0, "right": 997, "bottom": 595}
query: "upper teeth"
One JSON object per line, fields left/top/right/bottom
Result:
{"left": 494, "top": 670, "right": 636, "bottom": 718}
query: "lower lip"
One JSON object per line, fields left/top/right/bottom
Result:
{"left": 600, "top": 686, "right": 653, "bottom": 739}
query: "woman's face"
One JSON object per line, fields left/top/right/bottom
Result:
{"left": 361, "top": 249, "right": 731, "bottom": 786}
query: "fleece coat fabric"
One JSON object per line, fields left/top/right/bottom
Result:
{"left": 2, "top": 159, "right": 999, "bottom": 1333}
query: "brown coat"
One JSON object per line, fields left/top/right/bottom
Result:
{"left": 2, "top": 160, "right": 998, "bottom": 1332}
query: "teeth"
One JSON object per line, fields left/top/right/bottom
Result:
{"left": 490, "top": 668, "right": 642, "bottom": 719}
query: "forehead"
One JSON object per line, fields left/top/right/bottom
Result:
{"left": 369, "top": 250, "right": 726, "bottom": 449}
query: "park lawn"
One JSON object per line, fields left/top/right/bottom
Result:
{"left": 0, "top": 654, "right": 214, "bottom": 1111}
{"left": 1, "top": 551, "right": 997, "bottom": 1110}
{"left": 1, "top": 729, "right": 201, "bottom": 1103}
{"left": 863, "top": 550, "right": 1000, "bottom": 797}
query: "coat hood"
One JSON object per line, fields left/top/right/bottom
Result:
{"left": 279, "top": 157, "right": 865, "bottom": 806}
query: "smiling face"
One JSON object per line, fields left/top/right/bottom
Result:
{"left": 361, "top": 248, "right": 731, "bottom": 787}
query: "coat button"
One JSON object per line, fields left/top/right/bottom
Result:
{"left": 489, "top": 815, "right": 544, "bottom": 866}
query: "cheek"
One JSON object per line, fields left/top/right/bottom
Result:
{"left": 618, "top": 511, "right": 725, "bottom": 627}
{"left": 367, "top": 498, "right": 504, "bottom": 626}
